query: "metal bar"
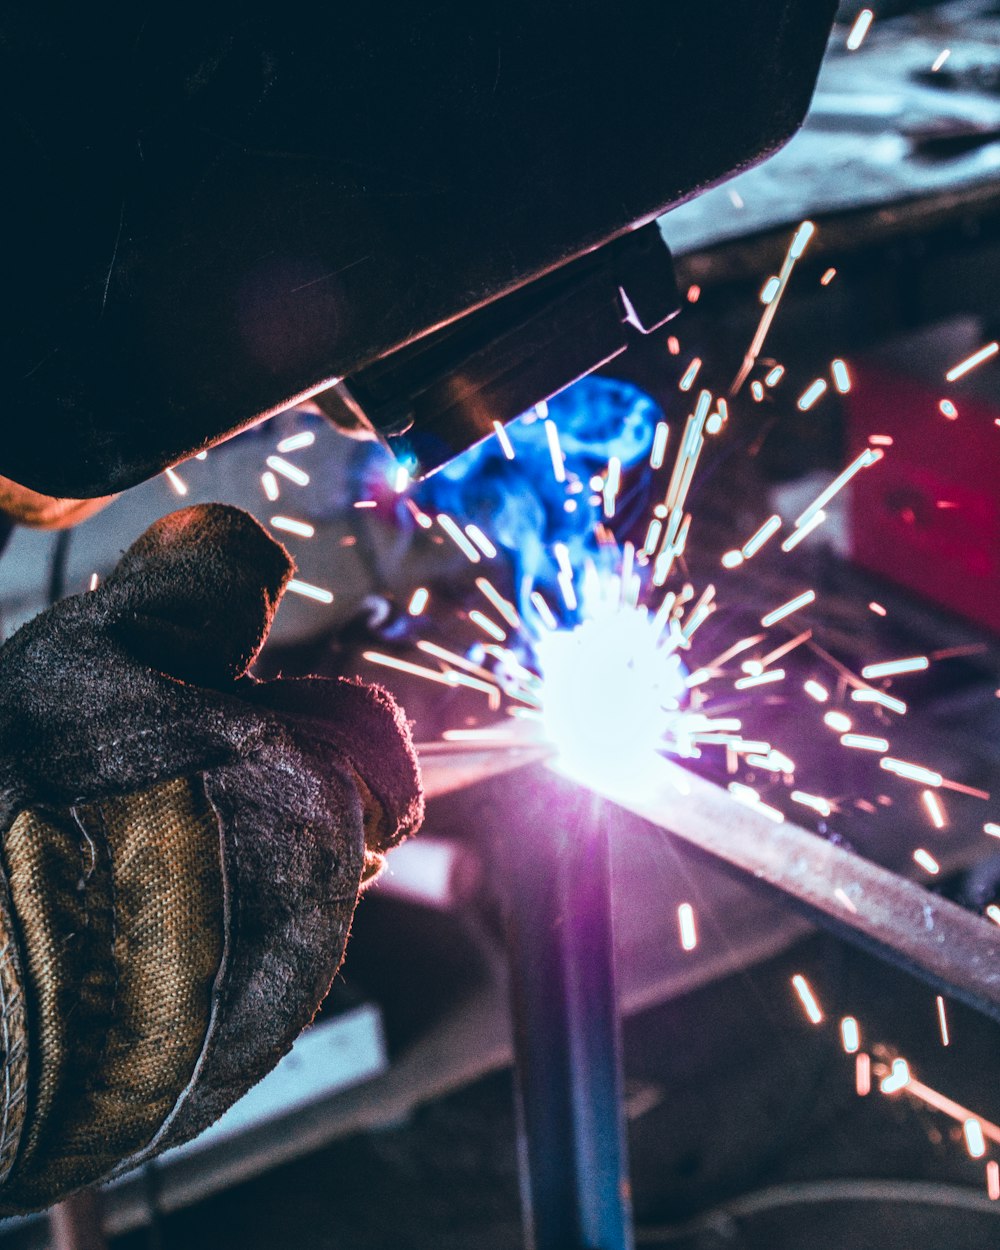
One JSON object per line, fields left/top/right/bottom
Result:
{"left": 588, "top": 755, "right": 1000, "bottom": 1026}
{"left": 417, "top": 736, "right": 1000, "bottom": 1025}
{"left": 493, "top": 772, "right": 633, "bottom": 1250}
{"left": 417, "top": 738, "right": 554, "bottom": 800}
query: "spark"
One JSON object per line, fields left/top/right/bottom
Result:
{"left": 644, "top": 519, "right": 663, "bottom": 554}
{"left": 465, "top": 525, "right": 498, "bottom": 559}
{"left": 261, "top": 471, "right": 280, "bottom": 501}
{"left": 544, "top": 419, "right": 566, "bottom": 483}
{"left": 760, "top": 276, "right": 781, "bottom": 304}
{"left": 835, "top": 887, "right": 858, "bottom": 913}
{"left": 985, "top": 823, "right": 1000, "bottom": 838}
{"left": 792, "top": 975, "right": 823, "bottom": 1025}
{"left": 406, "top": 499, "right": 434, "bottom": 529}
{"left": 687, "top": 284, "right": 701, "bottom": 304}
{"left": 732, "top": 221, "right": 815, "bottom": 392}
{"left": 734, "top": 668, "right": 785, "bottom": 690}
{"left": 936, "top": 996, "right": 950, "bottom": 1047}
{"left": 393, "top": 464, "right": 410, "bottom": 493}
{"left": 650, "top": 422, "right": 670, "bottom": 470}
{"left": 667, "top": 335, "right": 681, "bottom": 356}
{"left": 760, "top": 629, "right": 811, "bottom": 668}
{"left": 881, "top": 758, "right": 942, "bottom": 787}
{"left": 824, "top": 711, "right": 853, "bottom": 732}
{"left": 761, "top": 589, "right": 815, "bottom": 627}
{"left": 945, "top": 341, "right": 998, "bottom": 382}
{"left": 846, "top": 9, "right": 874, "bottom": 51}
{"left": 276, "top": 430, "right": 315, "bottom": 453}
{"left": 922, "top": 789, "right": 946, "bottom": 829}
{"left": 164, "top": 467, "right": 188, "bottom": 496}
{"left": 286, "top": 579, "right": 333, "bottom": 604}
{"left": 868, "top": 601, "right": 887, "bottom": 616}
{"left": 989, "top": 1163, "right": 1000, "bottom": 1202}
{"left": 493, "top": 420, "right": 516, "bottom": 460}
{"left": 661, "top": 392, "right": 711, "bottom": 526}
{"left": 804, "top": 680, "right": 830, "bottom": 702}
{"left": 437, "top": 514, "right": 481, "bottom": 562}
{"left": 794, "top": 448, "right": 883, "bottom": 532}
{"left": 365, "top": 651, "right": 460, "bottom": 689}
{"left": 742, "top": 514, "right": 782, "bottom": 559}
{"left": 677, "top": 903, "right": 698, "bottom": 951}
{"left": 468, "top": 610, "right": 507, "bottom": 642}
{"left": 965, "top": 1120, "right": 987, "bottom": 1160}
{"left": 797, "top": 379, "right": 828, "bottom": 411}
{"left": 939, "top": 399, "right": 958, "bottom": 419}
{"left": 841, "top": 734, "right": 889, "bottom": 752}
{"left": 764, "top": 365, "right": 785, "bottom": 387}
{"left": 408, "top": 587, "right": 430, "bottom": 616}
{"left": 856, "top": 1053, "right": 872, "bottom": 1096}
{"left": 913, "top": 848, "right": 940, "bottom": 875}
{"left": 862, "top": 655, "right": 929, "bottom": 679}
{"left": 780, "top": 509, "right": 827, "bottom": 551}
{"left": 789, "top": 220, "right": 815, "bottom": 260}
{"left": 820, "top": 268, "right": 837, "bottom": 285}
{"left": 729, "top": 189, "right": 745, "bottom": 208}
{"left": 721, "top": 549, "right": 744, "bottom": 569}
{"left": 793, "top": 791, "right": 832, "bottom": 817}
{"left": 841, "top": 1017, "right": 861, "bottom": 1054}
{"left": 931, "top": 48, "right": 950, "bottom": 72}
{"left": 417, "top": 641, "right": 505, "bottom": 698}
{"left": 880, "top": 1058, "right": 910, "bottom": 1094}
{"left": 678, "top": 357, "right": 702, "bottom": 391}
{"left": 353, "top": 500, "right": 377, "bottom": 508}
{"left": 476, "top": 578, "right": 521, "bottom": 628}
{"left": 603, "top": 457, "right": 621, "bottom": 518}
{"left": 530, "top": 591, "right": 558, "bottom": 631}
{"left": 270, "top": 516, "right": 315, "bottom": 538}
{"left": 868, "top": 434, "right": 893, "bottom": 446}
{"left": 831, "top": 359, "right": 851, "bottom": 393}
{"left": 852, "top": 688, "right": 907, "bottom": 714}
{"left": 266, "top": 455, "right": 310, "bottom": 486}
{"left": 986, "top": 905, "right": 1000, "bottom": 927}
{"left": 751, "top": 380, "right": 765, "bottom": 402}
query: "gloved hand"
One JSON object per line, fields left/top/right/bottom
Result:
{"left": 0, "top": 504, "right": 422, "bottom": 1213}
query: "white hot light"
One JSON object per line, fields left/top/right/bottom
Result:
{"left": 534, "top": 583, "right": 688, "bottom": 789}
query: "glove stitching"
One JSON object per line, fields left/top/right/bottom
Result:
{"left": 73, "top": 807, "right": 120, "bottom": 1065}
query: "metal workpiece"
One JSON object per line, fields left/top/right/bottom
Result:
{"left": 417, "top": 735, "right": 1000, "bottom": 1027}
{"left": 599, "top": 756, "right": 1000, "bottom": 1028}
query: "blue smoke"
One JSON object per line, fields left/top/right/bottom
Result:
{"left": 415, "top": 375, "right": 663, "bottom": 620}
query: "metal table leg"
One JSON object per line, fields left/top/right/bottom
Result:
{"left": 497, "top": 769, "right": 633, "bottom": 1250}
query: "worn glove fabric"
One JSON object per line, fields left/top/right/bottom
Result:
{"left": 0, "top": 503, "right": 422, "bottom": 1213}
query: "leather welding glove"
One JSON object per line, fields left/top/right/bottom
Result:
{"left": 0, "top": 503, "right": 422, "bottom": 1213}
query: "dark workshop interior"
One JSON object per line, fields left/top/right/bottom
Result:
{"left": 2, "top": 2, "right": 1000, "bottom": 1248}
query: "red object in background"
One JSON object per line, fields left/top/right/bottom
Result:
{"left": 847, "top": 321, "right": 1000, "bottom": 635}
